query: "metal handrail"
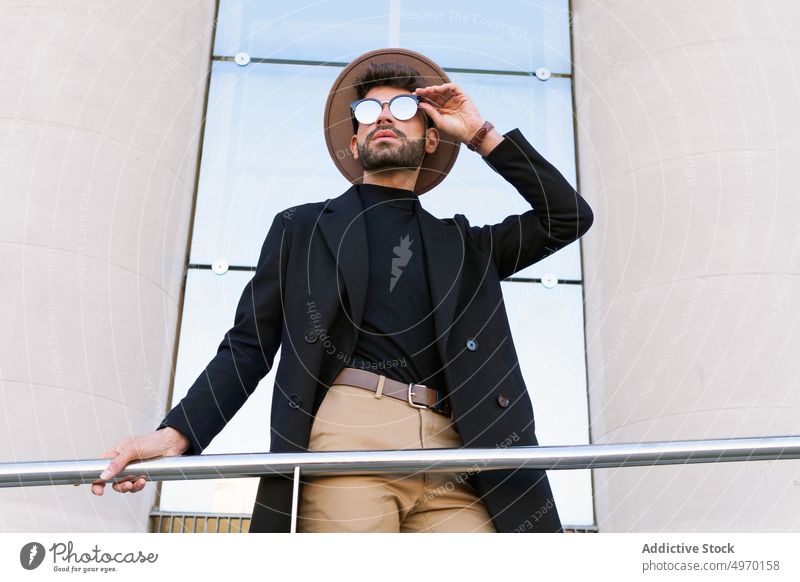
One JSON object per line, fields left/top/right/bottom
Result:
{"left": 3, "top": 435, "right": 799, "bottom": 532}
{"left": 3, "top": 435, "right": 800, "bottom": 488}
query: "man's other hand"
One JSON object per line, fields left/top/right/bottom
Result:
{"left": 88, "top": 427, "right": 191, "bottom": 496}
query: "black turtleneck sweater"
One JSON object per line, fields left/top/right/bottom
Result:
{"left": 345, "top": 182, "right": 449, "bottom": 397}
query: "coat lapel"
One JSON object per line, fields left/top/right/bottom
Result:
{"left": 416, "top": 205, "right": 465, "bottom": 360}
{"left": 319, "top": 185, "right": 369, "bottom": 328}
{"left": 318, "top": 185, "right": 465, "bottom": 366}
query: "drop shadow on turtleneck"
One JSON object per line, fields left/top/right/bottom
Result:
{"left": 356, "top": 183, "right": 421, "bottom": 213}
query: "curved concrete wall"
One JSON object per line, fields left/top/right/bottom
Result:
{"left": 572, "top": 0, "right": 800, "bottom": 531}
{"left": 0, "top": 1, "right": 216, "bottom": 531}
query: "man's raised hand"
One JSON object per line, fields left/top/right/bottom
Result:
{"left": 414, "top": 83, "right": 486, "bottom": 143}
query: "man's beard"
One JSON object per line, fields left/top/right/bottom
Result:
{"left": 356, "top": 128, "right": 426, "bottom": 172}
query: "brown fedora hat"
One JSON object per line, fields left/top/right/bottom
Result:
{"left": 323, "top": 48, "right": 460, "bottom": 195}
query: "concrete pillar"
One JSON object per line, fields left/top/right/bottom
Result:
{"left": 0, "top": 1, "right": 216, "bottom": 531}
{"left": 572, "top": 0, "right": 800, "bottom": 531}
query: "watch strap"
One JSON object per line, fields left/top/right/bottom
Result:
{"left": 467, "top": 121, "right": 494, "bottom": 152}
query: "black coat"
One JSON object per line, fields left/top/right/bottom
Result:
{"left": 158, "top": 127, "right": 594, "bottom": 533}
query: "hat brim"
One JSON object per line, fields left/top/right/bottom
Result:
{"left": 323, "top": 48, "right": 460, "bottom": 195}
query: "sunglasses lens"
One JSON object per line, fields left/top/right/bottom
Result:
{"left": 352, "top": 95, "right": 420, "bottom": 125}
{"left": 353, "top": 100, "right": 381, "bottom": 124}
{"left": 389, "top": 95, "right": 418, "bottom": 120}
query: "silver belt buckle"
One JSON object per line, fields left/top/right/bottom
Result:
{"left": 407, "top": 382, "right": 429, "bottom": 409}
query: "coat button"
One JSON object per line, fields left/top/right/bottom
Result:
{"left": 497, "top": 393, "right": 510, "bottom": 408}
{"left": 465, "top": 338, "right": 478, "bottom": 351}
{"left": 304, "top": 328, "right": 318, "bottom": 343}
{"left": 288, "top": 393, "right": 303, "bottom": 409}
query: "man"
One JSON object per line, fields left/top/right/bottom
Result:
{"left": 90, "top": 48, "right": 593, "bottom": 533}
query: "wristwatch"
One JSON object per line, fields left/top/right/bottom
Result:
{"left": 466, "top": 121, "right": 494, "bottom": 152}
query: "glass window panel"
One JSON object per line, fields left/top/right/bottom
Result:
{"left": 190, "top": 61, "right": 350, "bottom": 266}
{"left": 192, "top": 63, "right": 581, "bottom": 280}
{"left": 397, "top": 0, "right": 571, "bottom": 73}
{"left": 501, "top": 280, "right": 593, "bottom": 527}
{"left": 160, "top": 269, "right": 279, "bottom": 513}
{"left": 163, "top": 241, "right": 592, "bottom": 523}
{"left": 177, "top": 3, "right": 590, "bottom": 524}
{"left": 214, "top": 0, "right": 572, "bottom": 73}
{"left": 214, "top": 0, "right": 392, "bottom": 62}
{"left": 420, "top": 72, "right": 581, "bottom": 280}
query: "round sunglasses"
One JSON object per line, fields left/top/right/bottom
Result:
{"left": 350, "top": 94, "right": 424, "bottom": 125}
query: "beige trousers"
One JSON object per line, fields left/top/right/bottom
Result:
{"left": 297, "top": 382, "right": 496, "bottom": 533}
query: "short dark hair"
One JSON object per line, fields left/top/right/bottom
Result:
{"left": 350, "top": 61, "right": 433, "bottom": 134}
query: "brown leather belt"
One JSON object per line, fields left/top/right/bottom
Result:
{"left": 332, "top": 367, "right": 453, "bottom": 419}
